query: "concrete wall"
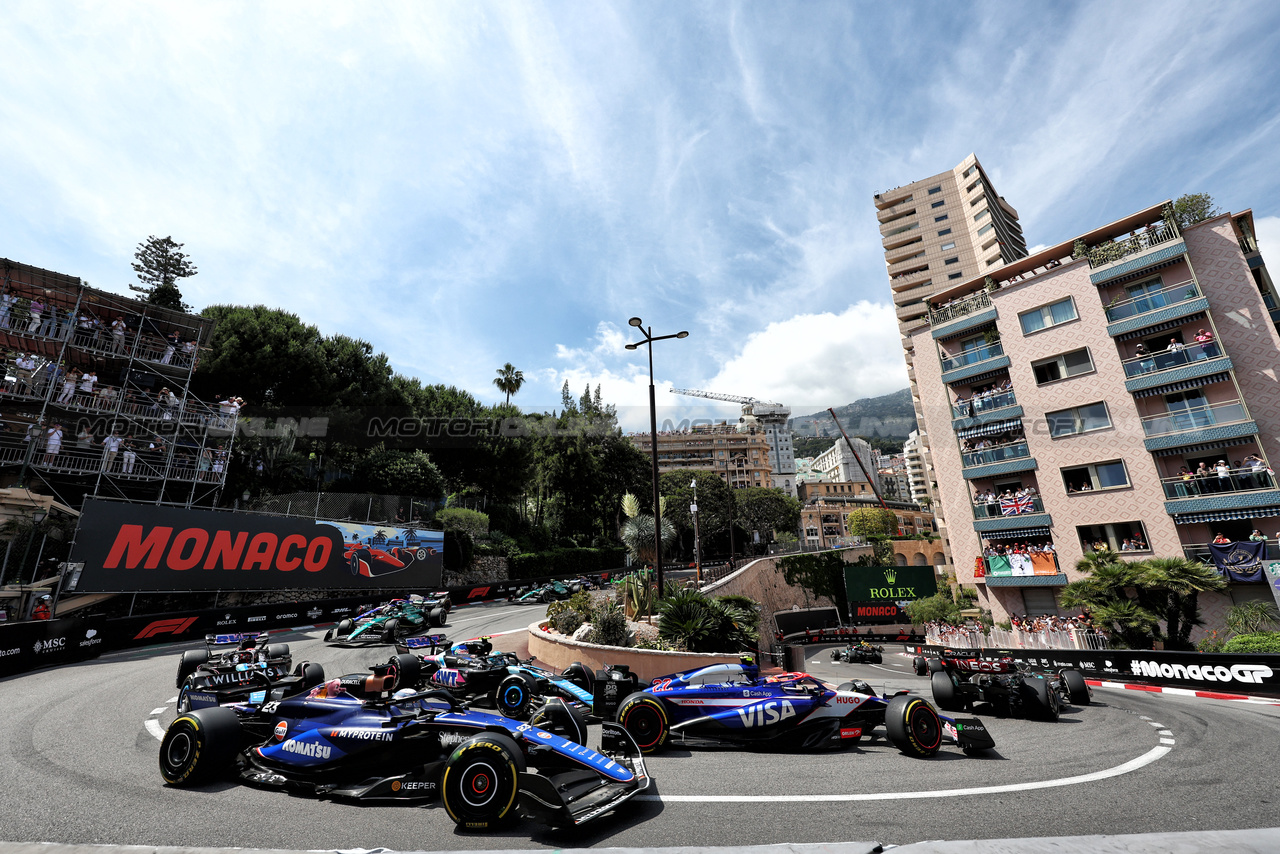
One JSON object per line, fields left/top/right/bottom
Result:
{"left": 527, "top": 620, "right": 739, "bottom": 683}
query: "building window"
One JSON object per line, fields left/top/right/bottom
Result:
{"left": 1062, "top": 460, "right": 1130, "bottom": 493}
{"left": 1032, "top": 348, "right": 1094, "bottom": 384}
{"left": 927, "top": 186, "right": 942, "bottom": 194}
{"left": 1019, "top": 297, "right": 1077, "bottom": 334}
{"left": 974, "top": 208, "right": 989, "bottom": 221}
{"left": 938, "top": 228, "right": 952, "bottom": 236}
{"left": 932, "top": 201, "right": 945, "bottom": 209}
{"left": 947, "top": 272, "right": 963, "bottom": 279}
{"left": 978, "top": 223, "right": 994, "bottom": 236}
{"left": 941, "top": 242, "right": 956, "bottom": 250}
{"left": 935, "top": 214, "right": 949, "bottom": 222}
{"left": 1077, "top": 522, "right": 1150, "bottom": 553}
{"left": 944, "top": 257, "right": 959, "bottom": 265}
{"left": 1047, "top": 402, "right": 1112, "bottom": 437}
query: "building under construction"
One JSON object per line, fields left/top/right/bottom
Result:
{"left": 0, "top": 257, "right": 233, "bottom": 511}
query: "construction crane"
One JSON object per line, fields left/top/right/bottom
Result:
{"left": 670, "top": 388, "right": 796, "bottom": 497}
{"left": 670, "top": 388, "right": 781, "bottom": 407}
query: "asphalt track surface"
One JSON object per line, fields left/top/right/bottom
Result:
{"left": 2, "top": 599, "right": 1278, "bottom": 851}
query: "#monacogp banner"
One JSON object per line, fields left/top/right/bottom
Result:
{"left": 68, "top": 499, "right": 444, "bottom": 593}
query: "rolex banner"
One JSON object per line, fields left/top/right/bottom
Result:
{"left": 845, "top": 565, "right": 939, "bottom": 610}
{"left": 68, "top": 499, "right": 444, "bottom": 593}
{"left": 1208, "top": 541, "right": 1266, "bottom": 582}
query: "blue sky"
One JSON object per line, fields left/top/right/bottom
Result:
{"left": 5, "top": 1, "right": 1280, "bottom": 431}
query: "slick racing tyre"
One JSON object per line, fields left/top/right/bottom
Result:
{"left": 885, "top": 694, "right": 943, "bottom": 758}
{"left": 441, "top": 734, "right": 525, "bottom": 830}
{"left": 264, "top": 643, "right": 290, "bottom": 659}
{"left": 299, "top": 661, "right": 326, "bottom": 689}
{"left": 496, "top": 672, "right": 538, "bottom": 719}
{"left": 616, "top": 692, "right": 670, "bottom": 754}
{"left": 927, "top": 657, "right": 945, "bottom": 674}
{"left": 1022, "top": 677, "right": 1060, "bottom": 721}
{"left": 159, "top": 707, "right": 242, "bottom": 785}
{"left": 381, "top": 617, "right": 401, "bottom": 644}
{"left": 331, "top": 619, "right": 354, "bottom": 641}
{"left": 562, "top": 661, "right": 595, "bottom": 694}
{"left": 830, "top": 649, "right": 842, "bottom": 661}
{"left": 1062, "top": 669, "right": 1091, "bottom": 705}
{"left": 930, "top": 670, "right": 964, "bottom": 712}
{"left": 429, "top": 607, "right": 446, "bottom": 627}
{"left": 389, "top": 653, "right": 421, "bottom": 691}
{"left": 913, "top": 655, "right": 928, "bottom": 676}
{"left": 175, "top": 649, "right": 209, "bottom": 688}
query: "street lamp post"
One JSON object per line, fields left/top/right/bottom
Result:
{"left": 690, "top": 477, "right": 701, "bottom": 584}
{"left": 625, "top": 317, "right": 688, "bottom": 595}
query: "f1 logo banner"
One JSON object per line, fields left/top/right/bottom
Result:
{"left": 69, "top": 499, "right": 444, "bottom": 593}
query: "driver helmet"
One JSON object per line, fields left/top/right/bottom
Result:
{"left": 308, "top": 679, "right": 351, "bottom": 699}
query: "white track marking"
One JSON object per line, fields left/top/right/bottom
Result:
{"left": 640, "top": 743, "right": 1173, "bottom": 803}
{"left": 1161, "top": 738, "right": 1176, "bottom": 745}
{"left": 166, "top": 696, "right": 178, "bottom": 703}
{"left": 145, "top": 720, "right": 166, "bottom": 741}
{"left": 150, "top": 707, "right": 168, "bottom": 716}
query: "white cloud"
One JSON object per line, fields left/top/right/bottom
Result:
{"left": 1254, "top": 216, "right": 1280, "bottom": 258}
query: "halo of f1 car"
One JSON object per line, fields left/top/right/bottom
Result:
{"left": 830, "top": 641, "right": 884, "bottom": 664}
{"left": 323, "top": 594, "right": 452, "bottom": 646}
{"left": 913, "top": 652, "right": 1092, "bottom": 720}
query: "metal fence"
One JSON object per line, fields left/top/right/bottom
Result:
{"left": 244, "top": 492, "right": 442, "bottom": 526}
{"left": 926, "top": 625, "right": 1110, "bottom": 651}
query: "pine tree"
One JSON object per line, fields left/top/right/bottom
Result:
{"left": 130, "top": 235, "right": 196, "bottom": 311}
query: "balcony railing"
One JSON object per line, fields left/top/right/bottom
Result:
{"left": 928, "top": 625, "right": 1110, "bottom": 652}
{"left": 1103, "top": 279, "right": 1200, "bottom": 322}
{"left": 1083, "top": 223, "right": 1181, "bottom": 269}
{"left": 940, "top": 342, "right": 1003, "bottom": 373}
{"left": 884, "top": 222, "right": 920, "bottom": 238}
{"left": 1140, "top": 400, "right": 1248, "bottom": 437}
{"left": 0, "top": 437, "right": 226, "bottom": 483}
{"left": 1162, "top": 467, "right": 1276, "bottom": 499}
{"left": 1184, "top": 540, "right": 1280, "bottom": 563}
{"left": 953, "top": 389, "right": 1015, "bottom": 418}
{"left": 962, "top": 440, "right": 1030, "bottom": 468}
{"left": 929, "top": 290, "right": 992, "bottom": 326}
{"left": 973, "top": 495, "right": 1045, "bottom": 519}
{"left": 1121, "top": 341, "right": 1224, "bottom": 378}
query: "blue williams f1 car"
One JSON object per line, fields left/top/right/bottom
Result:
{"left": 174, "top": 633, "right": 326, "bottom": 713}
{"left": 607, "top": 660, "right": 994, "bottom": 758}
{"left": 159, "top": 655, "right": 649, "bottom": 830}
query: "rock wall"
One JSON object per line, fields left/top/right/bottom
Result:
{"left": 445, "top": 556, "right": 509, "bottom": 587}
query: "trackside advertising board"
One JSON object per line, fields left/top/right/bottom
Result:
{"left": 844, "top": 565, "right": 938, "bottom": 623}
{"left": 69, "top": 499, "right": 444, "bottom": 593}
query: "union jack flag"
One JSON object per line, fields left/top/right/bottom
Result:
{"left": 1000, "top": 495, "right": 1034, "bottom": 516}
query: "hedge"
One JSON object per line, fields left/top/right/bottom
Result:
{"left": 1221, "top": 632, "right": 1280, "bottom": 654}
{"left": 507, "top": 546, "right": 628, "bottom": 580}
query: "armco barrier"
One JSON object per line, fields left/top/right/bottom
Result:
{"left": 919, "top": 644, "right": 1280, "bottom": 698}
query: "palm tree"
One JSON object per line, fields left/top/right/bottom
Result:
{"left": 493, "top": 363, "right": 525, "bottom": 406}
{"left": 619, "top": 492, "right": 676, "bottom": 566}
{"left": 1136, "top": 557, "right": 1227, "bottom": 650}
{"left": 1061, "top": 549, "right": 1162, "bottom": 649}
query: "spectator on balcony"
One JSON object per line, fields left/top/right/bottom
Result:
{"left": 1194, "top": 328, "right": 1217, "bottom": 359}
{"left": 158, "top": 387, "right": 179, "bottom": 420}
{"left": 56, "top": 369, "right": 78, "bottom": 404}
{"left": 14, "top": 352, "right": 37, "bottom": 395}
{"left": 1212, "top": 532, "right": 1231, "bottom": 545}
{"left": 1245, "top": 453, "right": 1268, "bottom": 489}
{"left": 38, "top": 302, "right": 59, "bottom": 338}
{"left": 1132, "top": 535, "right": 1147, "bottom": 550}
{"left": 100, "top": 431, "right": 124, "bottom": 472}
{"left": 42, "top": 422, "right": 62, "bottom": 465}
{"left": 1249, "top": 529, "right": 1266, "bottom": 543}
{"left": 76, "top": 425, "right": 93, "bottom": 453}
{"left": 161, "top": 330, "right": 180, "bottom": 365}
{"left": 1195, "top": 461, "right": 1213, "bottom": 492}
{"left": 1215, "top": 460, "right": 1232, "bottom": 491}
{"left": 26, "top": 297, "right": 43, "bottom": 333}
{"left": 1134, "top": 342, "right": 1155, "bottom": 373}
{"left": 1166, "top": 338, "right": 1185, "bottom": 355}
{"left": 0, "top": 293, "right": 14, "bottom": 329}
{"left": 77, "top": 370, "right": 98, "bottom": 403}
{"left": 121, "top": 440, "right": 137, "bottom": 474}
{"left": 110, "top": 317, "right": 128, "bottom": 354}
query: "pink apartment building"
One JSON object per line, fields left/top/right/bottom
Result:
{"left": 907, "top": 201, "right": 1278, "bottom": 625}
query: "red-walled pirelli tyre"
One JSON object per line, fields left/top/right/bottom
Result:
{"left": 885, "top": 694, "right": 943, "bottom": 758}
{"left": 441, "top": 734, "right": 525, "bottom": 830}
{"left": 159, "top": 707, "right": 242, "bottom": 785}
{"left": 616, "top": 691, "right": 670, "bottom": 754}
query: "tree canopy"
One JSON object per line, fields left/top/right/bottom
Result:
{"left": 1171, "top": 193, "right": 1222, "bottom": 229}
{"left": 130, "top": 235, "right": 196, "bottom": 311}
{"left": 846, "top": 506, "right": 897, "bottom": 539}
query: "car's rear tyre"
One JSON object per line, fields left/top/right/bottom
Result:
{"left": 496, "top": 672, "right": 537, "bottom": 719}
{"left": 300, "top": 661, "right": 325, "bottom": 688}
{"left": 562, "top": 661, "right": 594, "bottom": 694}
{"left": 885, "top": 694, "right": 943, "bottom": 758}
{"left": 264, "top": 643, "right": 289, "bottom": 659}
{"left": 389, "top": 653, "right": 421, "bottom": 691}
{"left": 429, "top": 607, "right": 445, "bottom": 627}
{"left": 159, "top": 707, "right": 242, "bottom": 785}
{"left": 926, "top": 657, "right": 945, "bottom": 674}
{"left": 382, "top": 617, "right": 401, "bottom": 644}
{"left": 1061, "top": 669, "right": 1090, "bottom": 705}
{"left": 1022, "top": 677, "right": 1060, "bottom": 721}
{"left": 829, "top": 649, "right": 841, "bottom": 661}
{"left": 912, "top": 656, "right": 927, "bottom": 676}
{"left": 530, "top": 697, "right": 589, "bottom": 746}
{"left": 176, "top": 649, "right": 209, "bottom": 688}
{"left": 930, "top": 671, "right": 963, "bottom": 712}
{"left": 441, "top": 734, "right": 525, "bottom": 830}
{"left": 616, "top": 692, "right": 670, "bottom": 754}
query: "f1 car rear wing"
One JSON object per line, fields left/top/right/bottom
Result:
{"left": 400, "top": 633, "right": 449, "bottom": 651}
{"left": 204, "top": 632, "right": 269, "bottom": 647}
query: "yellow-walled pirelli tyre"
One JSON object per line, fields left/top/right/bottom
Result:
{"left": 616, "top": 692, "right": 670, "bottom": 754}
{"left": 159, "top": 707, "right": 242, "bottom": 785}
{"left": 884, "top": 694, "right": 943, "bottom": 758}
{"left": 441, "top": 734, "right": 525, "bottom": 830}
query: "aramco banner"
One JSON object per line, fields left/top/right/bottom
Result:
{"left": 68, "top": 499, "right": 444, "bottom": 593}
{"left": 844, "top": 564, "right": 939, "bottom": 609}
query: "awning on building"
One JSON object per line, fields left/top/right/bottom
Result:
{"left": 954, "top": 367, "right": 1010, "bottom": 386}
{"left": 984, "top": 573, "right": 1069, "bottom": 587}
{"left": 956, "top": 418, "right": 1022, "bottom": 440}
{"left": 1152, "top": 436, "right": 1257, "bottom": 457}
{"left": 1172, "top": 507, "right": 1280, "bottom": 525}
{"left": 1115, "top": 312, "right": 1206, "bottom": 342}
{"left": 981, "top": 527, "right": 1052, "bottom": 540}
{"left": 1131, "top": 373, "right": 1230, "bottom": 398}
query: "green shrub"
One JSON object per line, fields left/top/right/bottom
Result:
{"left": 657, "top": 589, "right": 758, "bottom": 653}
{"left": 588, "top": 601, "right": 629, "bottom": 647}
{"left": 436, "top": 507, "right": 489, "bottom": 538}
{"left": 507, "top": 546, "right": 628, "bottom": 580}
{"left": 1221, "top": 632, "right": 1280, "bottom": 654}
{"left": 552, "top": 609, "right": 585, "bottom": 636}
{"left": 1196, "top": 630, "right": 1227, "bottom": 653}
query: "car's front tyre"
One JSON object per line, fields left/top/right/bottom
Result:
{"left": 616, "top": 692, "right": 669, "bottom": 754}
{"left": 159, "top": 707, "right": 242, "bottom": 785}
{"left": 885, "top": 694, "right": 943, "bottom": 758}
{"left": 441, "top": 734, "right": 524, "bottom": 830}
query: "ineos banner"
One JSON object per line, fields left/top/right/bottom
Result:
{"left": 69, "top": 499, "right": 444, "bottom": 593}
{"left": 921, "top": 644, "right": 1280, "bottom": 698}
